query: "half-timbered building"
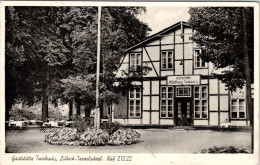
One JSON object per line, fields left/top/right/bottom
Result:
{"left": 102, "top": 21, "right": 252, "bottom": 127}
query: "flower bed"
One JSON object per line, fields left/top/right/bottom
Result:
{"left": 45, "top": 127, "right": 78, "bottom": 145}
{"left": 44, "top": 127, "right": 141, "bottom": 146}
{"left": 107, "top": 128, "right": 141, "bottom": 145}
{"left": 78, "top": 129, "right": 109, "bottom": 146}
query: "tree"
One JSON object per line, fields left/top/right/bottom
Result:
{"left": 5, "top": 7, "right": 70, "bottom": 121}
{"left": 188, "top": 7, "right": 254, "bottom": 151}
{"left": 51, "top": 7, "right": 98, "bottom": 117}
{"left": 100, "top": 7, "right": 151, "bottom": 105}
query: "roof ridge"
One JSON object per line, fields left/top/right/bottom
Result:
{"left": 125, "top": 21, "right": 190, "bottom": 52}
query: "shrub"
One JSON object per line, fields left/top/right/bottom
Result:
{"left": 107, "top": 128, "right": 141, "bottom": 146}
{"left": 101, "top": 121, "right": 123, "bottom": 135}
{"left": 71, "top": 117, "right": 93, "bottom": 133}
{"left": 78, "top": 129, "right": 109, "bottom": 146}
{"left": 45, "top": 127, "right": 78, "bottom": 145}
{"left": 200, "top": 146, "right": 251, "bottom": 153}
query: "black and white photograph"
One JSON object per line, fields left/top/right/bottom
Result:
{"left": 0, "top": 1, "right": 259, "bottom": 165}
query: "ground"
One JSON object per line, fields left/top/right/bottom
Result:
{"left": 5, "top": 128, "right": 251, "bottom": 153}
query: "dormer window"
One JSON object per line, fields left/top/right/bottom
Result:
{"left": 130, "top": 53, "right": 141, "bottom": 71}
{"left": 194, "top": 49, "right": 207, "bottom": 68}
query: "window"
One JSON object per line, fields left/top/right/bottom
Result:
{"left": 176, "top": 86, "right": 191, "bottom": 97}
{"left": 160, "top": 86, "right": 174, "bottom": 118}
{"left": 130, "top": 53, "right": 141, "bottom": 71}
{"left": 129, "top": 87, "right": 141, "bottom": 118}
{"left": 194, "top": 86, "right": 208, "bottom": 118}
{"left": 194, "top": 49, "right": 206, "bottom": 68}
{"left": 161, "top": 51, "right": 173, "bottom": 70}
{"left": 231, "top": 87, "right": 246, "bottom": 119}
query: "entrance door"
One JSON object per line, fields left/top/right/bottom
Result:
{"left": 176, "top": 100, "right": 191, "bottom": 126}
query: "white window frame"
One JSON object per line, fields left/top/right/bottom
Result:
{"left": 129, "top": 87, "right": 141, "bottom": 118}
{"left": 130, "top": 53, "right": 141, "bottom": 71}
{"left": 160, "top": 86, "right": 174, "bottom": 118}
{"left": 161, "top": 50, "right": 173, "bottom": 70}
{"left": 230, "top": 87, "right": 246, "bottom": 119}
{"left": 194, "top": 85, "right": 208, "bottom": 119}
{"left": 194, "top": 49, "right": 207, "bottom": 68}
{"left": 176, "top": 86, "right": 191, "bottom": 97}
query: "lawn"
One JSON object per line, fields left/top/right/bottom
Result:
{"left": 5, "top": 128, "right": 251, "bottom": 153}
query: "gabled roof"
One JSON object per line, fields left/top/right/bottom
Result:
{"left": 126, "top": 21, "right": 191, "bottom": 52}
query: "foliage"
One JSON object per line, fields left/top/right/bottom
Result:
{"left": 79, "top": 129, "right": 109, "bottom": 146}
{"left": 45, "top": 127, "right": 78, "bottom": 145}
{"left": 44, "top": 127, "right": 141, "bottom": 146}
{"left": 107, "top": 128, "right": 141, "bottom": 145}
{"left": 71, "top": 116, "right": 94, "bottom": 133}
{"left": 200, "top": 146, "right": 250, "bottom": 153}
{"left": 188, "top": 7, "right": 254, "bottom": 91}
{"left": 99, "top": 7, "right": 151, "bottom": 105}
{"left": 6, "top": 7, "right": 151, "bottom": 121}
{"left": 100, "top": 121, "right": 123, "bottom": 135}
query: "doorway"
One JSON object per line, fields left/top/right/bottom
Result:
{"left": 175, "top": 99, "right": 191, "bottom": 126}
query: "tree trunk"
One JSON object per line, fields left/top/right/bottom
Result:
{"left": 76, "top": 101, "right": 81, "bottom": 117}
{"left": 69, "top": 100, "right": 73, "bottom": 117}
{"left": 85, "top": 106, "right": 91, "bottom": 117}
{"left": 242, "top": 8, "right": 253, "bottom": 153}
{"left": 42, "top": 93, "right": 48, "bottom": 122}
{"left": 5, "top": 103, "right": 11, "bottom": 121}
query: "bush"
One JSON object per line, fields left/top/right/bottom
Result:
{"left": 200, "top": 146, "right": 251, "bottom": 153}
{"left": 101, "top": 121, "right": 123, "bottom": 135}
{"left": 79, "top": 129, "right": 109, "bottom": 146}
{"left": 45, "top": 127, "right": 78, "bottom": 145}
{"left": 71, "top": 117, "right": 93, "bottom": 133}
{"left": 107, "top": 128, "right": 141, "bottom": 146}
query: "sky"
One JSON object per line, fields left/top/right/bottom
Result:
{"left": 138, "top": 7, "right": 190, "bottom": 35}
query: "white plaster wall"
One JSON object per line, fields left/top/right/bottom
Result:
{"left": 160, "top": 119, "right": 174, "bottom": 125}
{"left": 151, "top": 96, "right": 159, "bottom": 110}
{"left": 219, "top": 82, "right": 229, "bottom": 94}
{"left": 161, "top": 71, "right": 174, "bottom": 77}
{"left": 175, "top": 61, "right": 183, "bottom": 75}
{"left": 143, "top": 96, "right": 150, "bottom": 110}
{"left": 128, "top": 119, "right": 142, "bottom": 125}
{"left": 161, "top": 80, "right": 166, "bottom": 85}
{"left": 194, "top": 120, "right": 208, "bottom": 126}
{"left": 230, "top": 120, "right": 247, "bottom": 126}
{"left": 184, "top": 60, "right": 193, "bottom": 75}
{"left": 209, "top": 96, "right": 218, "bottom": 111}
{"left": 151, "top": 81, "right": 159, "bottom": 95}
{"left": 161, "top": 35, "right": 174, "bottom": 45}
{"left": 201, "top": 79, "right": 208, "bottom": 84}
{"left": 151, "top": 112, "right": 159, "bottom": 124}
{"left": 184, "top": 44, "right": 193, "bottom": 59}
{"left": 142, "top": 112, "right": 150, "bottom": 124}
{"left": 143, "top": 49, "right": 149, "bottom": 62}
{"left": 146, "top": 39, "right": 160, "bottom": 46}
{"left": 220, "top": 112, "right": 229, "bottom": 123}
{"left": 143, "top": 81, "right": 150, "bottom": 95}
{"left": 220, "top": 96, "right": 229, "bottom": 111}
{"left": 194, "top": 69, "right": 208, "bottom": 75}
{"left": 146, "top": 46, "right": 160, "bottom": 61}
{"left": 161, "top": 45, "right": 174, "bottom": 50}
{"left": 143, "top": 62, "right": 157, "bottom": 77}
{"left": 175, "top": 44, "right": 183, "bottom": 60}
{"left": 209, "top": 112, "right": 218, "bottom": 126}
{"left": 209, "top": 79, "right": 218, "bottom": 94}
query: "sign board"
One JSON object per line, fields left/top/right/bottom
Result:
{"left": 167, "top": 75, "right": 200, "bottom": 85}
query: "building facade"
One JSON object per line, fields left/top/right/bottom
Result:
{"left": 102, "top": 21, "right": 252, "bottom": 127}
